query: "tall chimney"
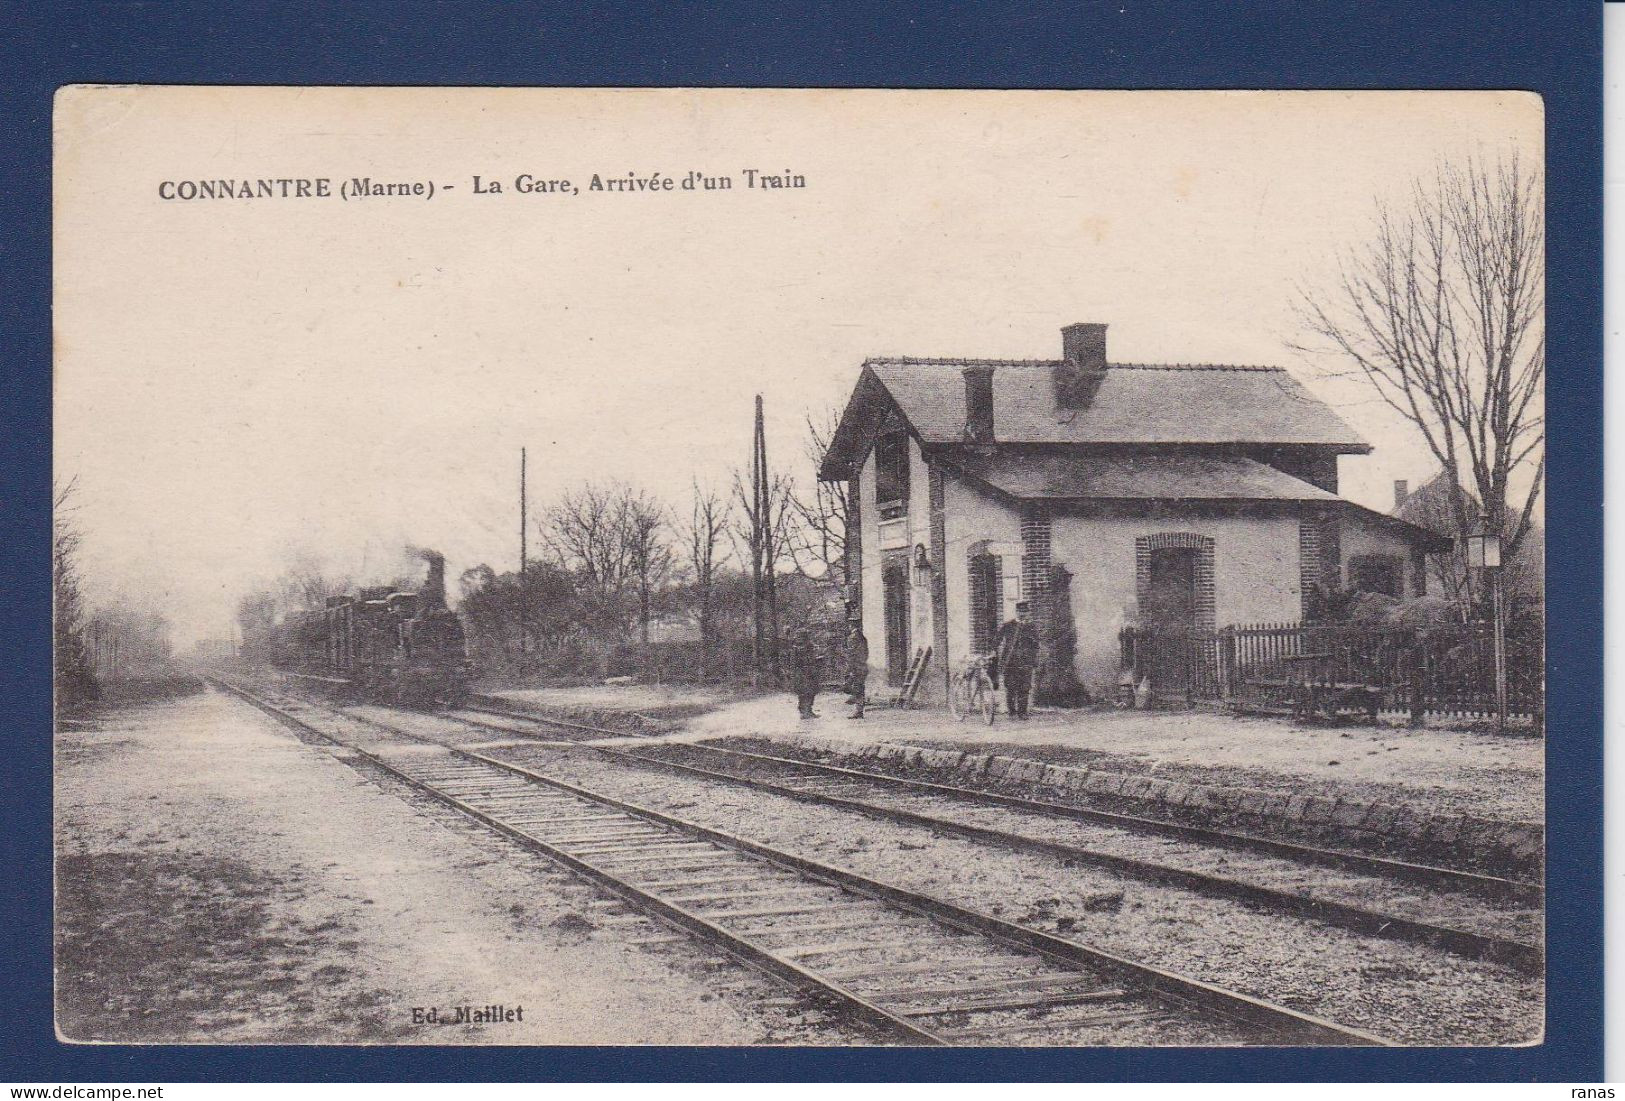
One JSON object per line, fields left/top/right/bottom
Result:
{"left": 963, "top": 365, "right": 995, "bottom": 443}
{"left": 1061, "top": 322, "right": 1108, "bottom": 372}
{"left": 1393, "top": 480, "right": 1409, "bottom": 512}
{"left": 1056, "top": 322, "right": 1109, "bottom": 409}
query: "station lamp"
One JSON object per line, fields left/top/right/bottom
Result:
{"left": 1464, "top": 523, "right": 1501, "bottom": 570}
{"left": 1463, "top": 520, "right": 1508, "bottom": 733}
{"left": 912, "top": 543, "right": 934, "bottom": 582}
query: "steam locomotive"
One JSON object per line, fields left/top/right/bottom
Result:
{"left": 268, "top": 551, "right": 472, "bottom": 706}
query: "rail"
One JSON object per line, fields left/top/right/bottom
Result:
{"left": 211, "top": 676, "right": 1393, "bottom": 1047}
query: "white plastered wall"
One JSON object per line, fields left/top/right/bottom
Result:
{"left": 1339, "top": 511, "right": 1429, "bottom": 598}
{"left": 1050, "top": 511, "right": 1304, "bottom": 692}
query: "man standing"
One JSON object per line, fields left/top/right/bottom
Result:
{"left": 788, "top": 626, "right": 822, "bottom": 719}
{"left": 844, "top": 620, "right": 869, "bottom": 719}
{"left": 995, "top": 600, "right": 1039, "bottom": 720}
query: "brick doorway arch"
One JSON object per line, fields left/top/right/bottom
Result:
{"left": 1134, "top": 533, "right": 1216, "bottom": 632}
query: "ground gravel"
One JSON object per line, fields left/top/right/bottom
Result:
{"left": 646, "top": 743, "right": 1542, "bottom": 944}
{"left": 456, "top": 733, "right": 1543, "bottom": 1047}
{"left": 56, "top": 687, "right": 867, "bottom": 1044}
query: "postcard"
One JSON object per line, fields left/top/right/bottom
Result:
{"left": 52, "top": 86, "right": 1545, "bottom": 1049}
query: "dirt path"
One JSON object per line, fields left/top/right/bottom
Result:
{"left": 55, "top": 687, "right": 849, "bottom": 1045}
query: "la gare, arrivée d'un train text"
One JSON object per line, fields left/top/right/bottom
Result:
{"left": 156, "top": 170, "right": 806, "bottom": 202}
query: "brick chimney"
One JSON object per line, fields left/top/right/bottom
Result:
{"left": 1393, "top": 479, "right": 1410, "bottom": 512}
{"left": 1055, "top": 322, "right": 1108, "bottom": 409}
{"left": 1061, "top": 322, "right": 1108, "bottom": 371}
{"left": 963, "top": 365, "right": 995, "bottom": 443}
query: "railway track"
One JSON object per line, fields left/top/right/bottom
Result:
{"left": 434, "top": 706, "right": 1543, "bottom": 974}
{"left": 214, "top": 678, "right": 1392, "bottom": 1047}
{"left": 457, "top": 701, "right": 664, "bottom": 740}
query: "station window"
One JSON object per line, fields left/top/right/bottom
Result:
{"left": 1348, "top": 553, "right": 1404, "bottom": 599}
{"left": 874, "top": 429, "right": 910, "bottom": 515}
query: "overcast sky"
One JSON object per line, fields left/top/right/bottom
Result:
{"left": 54, "top": 88, "right": 1542, "bottom": 646}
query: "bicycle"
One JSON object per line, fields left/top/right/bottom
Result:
{"left": 948, "top": 652, "right": 998, "bottom": 725}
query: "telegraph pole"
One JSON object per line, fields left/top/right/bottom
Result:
{"left": 519, "top": 446, "right": 528, "bottom": 658}
{"left": 750, "top": 398, "right": 764, "bottom": 680}
{"left": 758, "top": 399, "right": 780, "bottom": 679}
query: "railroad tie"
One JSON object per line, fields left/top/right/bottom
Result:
{"left": 899, "top": 987, "right": 1131, "bottom": 1018}
{"left": 635, "top": 872, "right": 766, "bottom": 891}
{"left": 732, "top": 917, "right": 897, "bottom": 939}
{"left": 569, "top": 841, "right": 721, "bottom": 858}
{"left": 590, "top": 850, "right": 736, "bottom": 869}
{"left": 705, "top": 902, "right": 856, "bottom": 922}
{"left": 785, "top": 937, "right": 942, "bottom": 959}
{"left": 826, "top": 958, "right": 1030, "bottom": 983}
{"left": 877, "top": 972, "right": 1114, "bottom": 1002}
{"left": 664, "top": 884, "right": 836, "bottom": 906}
{"left": 507, "top": 813, "right": 626, "bottom": 828}
{"left": 544, "top": 828, "right": 673, "bottom": 845}
{"left": 940, "top": 1007, "right": 1172, "bottom": 1043}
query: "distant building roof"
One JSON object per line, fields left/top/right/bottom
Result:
{"left": 942, "top": 451, "right": 1343, "bottom": 503}
{"left": 1393, "top": 471, "right": 1462, "bottom": 530}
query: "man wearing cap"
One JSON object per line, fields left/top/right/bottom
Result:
{"left": 995, "top": 601, "right": 1039, "bottom": 720}
{"left": 787, "top": 626, "right": 823, "bottom": 719}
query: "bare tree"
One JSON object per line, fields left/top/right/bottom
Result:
{"left": 626, "top": 498, "right": 671, "bottom": 646}
{"left": 276, "top": 551, "right": 353, "bottom": 612}
{"left": 731, "top": 464, "right": 799, "bottom": 675}
{"left": 730, "top": 469, "right": 799, "bottom": 585}
{"left": 540, "top": 481, "right": 670, "bottom": 640}
{"left": 685, "top": 479, "right": 732, "bottom": 679}
{"left": 54, "top": 477, "right": 97, "bottom": 704}
{"left": 1297, "top": 155, "right": 1544, "bottom": 595}
{"left": 787, "top": 408, "right": 850, "bottom": 585}
{"left": 540, "top": 483, "right": 634, "bottom": 590}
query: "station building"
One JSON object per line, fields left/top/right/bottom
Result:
{"left": 818, "top": 322, "right": 1448, "bottom": 702}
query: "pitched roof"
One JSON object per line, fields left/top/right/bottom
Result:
{"left": 872, "top": 359, "right": 1367, "bottom": 449}
{"left": 940, "top": 448, "right": 1451, "bottom": 550}
{"left": 1394, "top": 471, "right": 1463, "bottom": 529}
{"left": 941, "top": 450, "right": 1343, "bottom": 503}
{"left": 821, "top": 358, "right": 1368, "bottom": 478}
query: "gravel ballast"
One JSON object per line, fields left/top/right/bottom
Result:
{"left": 397, "top": 720, "right": 1546, "bottom": 1046}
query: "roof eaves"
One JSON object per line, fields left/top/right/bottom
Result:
{"left": 820, "top": 366, "right": 937, "bottom": 480}
{"left": 866, "top": 358, "right": 1290, "bottom": 373}
{"left": 1345, "top": 501, "right": 1454, "bottom": 552}
{"left": 979, "top": 436, "right": 1373, "bottom": 453}
{"left": 865, "top": 356, "right": 1058, "bottom": 368}
{"left": 817, "top": 365, "right": 885, "bottom": 480}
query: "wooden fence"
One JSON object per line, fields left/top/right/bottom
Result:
{"left": 1118, "top": 620, "right": 1543, "bottom": 722}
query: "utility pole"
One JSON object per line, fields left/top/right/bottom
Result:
{"left": 519, "top": 446, "right": 528, "bottom": 659}
{"left": 758, "top": 399, "right": 780, "bottom": 680}
{"left": 750, "top": 398, "right": 764, "bottom": 681}
{"left": 1491, "top": 565, "right": 1508, "bottom": 734}
{"left": 1466, "top": 523, "right": 1509, "bottom": 734}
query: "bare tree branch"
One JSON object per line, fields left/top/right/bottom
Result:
{"left": 1296, "top": 153, "right": 1544, "bottom": 583}
{"left": 785, "top": 408, "right": 850, "bottom": 585}
{"left": 685, "top": 479, "right": 732, "bottom": 679}
{"left": 539, "top": 481, "right": 671, "bottom": 640}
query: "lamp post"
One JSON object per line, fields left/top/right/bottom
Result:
{"left": 1465, "top": 523, "right": 1507, "bottom": 733}
{"left": 912, "top": 543, "right": 933, "bottom": 585}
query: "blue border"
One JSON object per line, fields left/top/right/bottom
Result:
{"left": 1, "top": 0, "right": 1601, "bottom": 1083}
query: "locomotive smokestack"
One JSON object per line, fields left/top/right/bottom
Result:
{"left": 413, "top": 548, "right": 447, "bottom": 610}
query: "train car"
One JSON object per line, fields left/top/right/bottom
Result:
{"left": 271, "top": 552, "right": 472, "bottom": 706}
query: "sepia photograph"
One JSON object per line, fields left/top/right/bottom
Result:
{"left": 52, "top": 86, "right": 1545, "bottom": 1048}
